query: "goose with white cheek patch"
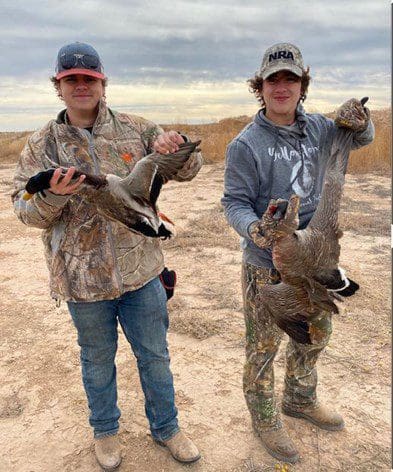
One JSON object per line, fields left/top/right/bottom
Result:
{"left": 24, "top": 140, "right": 201, "bottom": 239}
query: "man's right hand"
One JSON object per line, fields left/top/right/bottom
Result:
{"left": 249, "top": 220, "right": 267, "bottom": 248}
{"left": 49, "top": 167, "right": 85, "bottom": 195}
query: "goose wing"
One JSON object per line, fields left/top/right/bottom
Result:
{"left": 122, "top": 140, "right": 201, "bottom": 203}
{"left": 274, "top": 317, "right": 311, "bottom": 345}
{"left": 259, "top": 281, "right": 339, "bottom": 344}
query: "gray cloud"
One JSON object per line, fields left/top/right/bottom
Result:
{"left": 1, "top": 0, "right": 388, "bottom": 80}
{"left": 0, "top": 0, "right": 389, "bottom": 129}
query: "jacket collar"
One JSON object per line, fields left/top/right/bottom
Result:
{"left": 254, "top": 103, "right": 309, "bottom": 139}
{"left": 55, "top": 98, "right": 111, "bottom": 132}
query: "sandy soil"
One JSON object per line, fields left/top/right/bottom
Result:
{"left": 0, "top": 162, "right": 390, "bottom": 472}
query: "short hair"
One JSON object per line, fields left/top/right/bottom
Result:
{"left": 247, "top": 68, "right": 311, "bottom": 108}
{"left": 49, "top": 76, "right": 108, "bottom": 98}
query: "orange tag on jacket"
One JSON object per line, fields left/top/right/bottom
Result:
{"left": 121, "top": 153, "right": 133, "bottom": 163}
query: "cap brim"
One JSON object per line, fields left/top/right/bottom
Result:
{"left": 56, "top": 68, "right": 105, "bottom": 80}
{"left": 260, "top": 63, "right": 303, "bottom": 80}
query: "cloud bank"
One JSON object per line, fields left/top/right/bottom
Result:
{"left": 0, "top": 0, "right": 389, "bottom": 130}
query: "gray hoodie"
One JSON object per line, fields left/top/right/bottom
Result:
{"left": 221, "top": 105, "right": 374, "bottom": 268}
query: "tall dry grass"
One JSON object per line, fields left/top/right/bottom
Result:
{"left": 163, "top": 115, "right": 251, "bottom": 164}
{"left": 1, "top": 109, "right": 390, "bottom": 174}
{"left": 166, "top": 109, "right": 391, "bottom": 174}
{"left": 346, "top": 109, "right": 391, "bottom": 174}
{"left": 0, "top": 132, "right": 30, "bottom": 164}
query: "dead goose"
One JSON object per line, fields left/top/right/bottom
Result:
{"left": 24, "top": 140, "right": 201, "bottom": 238}
{"left": 256, "top": 125, "right": 359, "bottom": 344}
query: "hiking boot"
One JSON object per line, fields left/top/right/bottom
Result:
{"left": 155, "top": 430, "right": 201, "bottom": 463}
{"left": 256, "top": 425, "right": 300, "bottom": 464}
{"left": 282, "top": 403, "right": 345, "bottom": 431}
{"left": 94, "top": 435, "right": 122, "bottom": 471}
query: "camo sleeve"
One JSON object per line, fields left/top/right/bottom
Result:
{"left": 324, "top": 107, "right": 375, "bottom": 151}
{"left": 12, "top": 133, "right": 72, "bottom": 229}
{"left": 140, "top": 118, "right": 164, "bottom": 154}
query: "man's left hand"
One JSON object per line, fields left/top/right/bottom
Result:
{"left": 335, "top": 97, "right": 370, "bottom": 132}
{"left": 153, "top": 131, "right": 185, "bottom": 154}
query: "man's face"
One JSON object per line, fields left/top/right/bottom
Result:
{"left": 58, "top": 74, "right": 104, "bottom": 113}
{"left": 262, "top": 70, "right": 302, "bottom": 122}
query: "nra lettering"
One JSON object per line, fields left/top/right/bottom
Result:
{"left": 269, "top": 50, "right": 294, "bottom": 62}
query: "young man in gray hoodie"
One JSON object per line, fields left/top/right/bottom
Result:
{"left": 221, "top": 43, "right": 374, "bottom": 464}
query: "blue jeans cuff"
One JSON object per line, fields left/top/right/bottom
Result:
{"left": 152, "top": 425, "right": 180, "bottom": 442}
{"left": 94, "top": 428, "right": 119, "bottom": 439}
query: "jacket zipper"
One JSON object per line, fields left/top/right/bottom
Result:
{"left": 84, "top": 129, "right": 124, "bottom": 294}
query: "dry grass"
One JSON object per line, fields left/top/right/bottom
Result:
{"left": 0, "top": 392, "right": 24, "bottom": 419}
{"left": 168, "top": 296, "right": 229, "bottom": 339}
{"left": 163, "top": 200, "right": 243, "bottom": 340}
{"left": 163, "top": 115, "right": 251, "bottom": 164}
{"left": 165, "top": 203, "right": 239, "bottom": 251}
{"left": 231, "top": 458, "right": 284, "bottom": 472}
{"left": 0, "top": 132, "right": 30, "bottom": 164}
{"left": 2, "top": 109, "right": 390, "bottom": 174}
{"left": 347, "top": 109, "right": 391, "bottom": 174}
{"left": 339, "top": 194, "right": 390, "bottom": 237}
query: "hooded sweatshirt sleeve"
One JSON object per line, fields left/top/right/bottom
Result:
{"left": 350, "top": 119, "right": 375, "bottom": 149}
{"left": 323, "top": 116, "right": 375, "bottom": 150}
{"left": 12, "top": 134, "right": 72, "bottom": 229}
{"left": 221, "top": 139, "right": 260, "bottom": 239}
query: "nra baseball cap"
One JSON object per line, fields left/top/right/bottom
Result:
{"left": 55, "top": 42, "right": 105, "bottom": 80}
{"left": 258, "top": 42, "right": 305, "bottom": 80}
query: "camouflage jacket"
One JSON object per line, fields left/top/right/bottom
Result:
{"left": 12, "top": 99, "right": 202, "bottom": 302}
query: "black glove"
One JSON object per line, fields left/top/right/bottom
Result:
{"left": 25, "top": 169, "right": 56, "bottom": 195}
{"left": 334, "top": 97, "right": 370, "bottom": 132}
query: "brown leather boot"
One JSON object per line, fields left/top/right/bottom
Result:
{"left": 155, "top": 430, "right": 201, "bottom": 463}
{"left": 94, "top": 434, "right": 122, "bottom": 471}
{"left": 256, "top": 425, "right": 300, "bottom": 464}
{"left": 282, "top": 403, "right": 345, "bottom": 431}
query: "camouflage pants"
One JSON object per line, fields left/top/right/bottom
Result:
{"left": 242, "top": 263, "right": 332, "bottom": 430}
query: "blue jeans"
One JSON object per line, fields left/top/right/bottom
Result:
{"left": 67, "top": 277, "right": 179, "bottom": 441}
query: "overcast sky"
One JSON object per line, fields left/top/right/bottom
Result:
{"left": 0, "top": 0, "right": 390, "bottom": 131}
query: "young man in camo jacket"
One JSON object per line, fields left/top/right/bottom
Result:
{"left": 12, "top": 42, "right": 202, "bottom": 470}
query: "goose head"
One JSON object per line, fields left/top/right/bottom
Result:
{"left": 261, "top": 194, "right": 300, "bottom": 243}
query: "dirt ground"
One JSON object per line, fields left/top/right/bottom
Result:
{"left": 0, "top": 162, "right": 390, "bottom": 472}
